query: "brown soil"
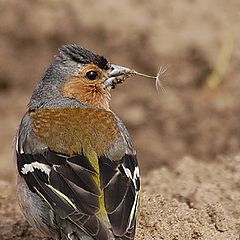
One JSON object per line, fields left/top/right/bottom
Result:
{"left": 1, "top": 0, "right": 240, "bottom": 239}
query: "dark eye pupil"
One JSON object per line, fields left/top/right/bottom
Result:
{"left": 86, "top": 71, "right": 98, "bottom": 80}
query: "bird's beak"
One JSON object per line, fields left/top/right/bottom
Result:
{"left": 104, "top": 64, "right": 135, "bottom": 89}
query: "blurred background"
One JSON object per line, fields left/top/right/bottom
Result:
{"left": 0, "top": 0, "right": 240, "bottom": 180}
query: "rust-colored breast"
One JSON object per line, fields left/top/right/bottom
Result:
{"left": 30, "top": 108, "right": 120, "bottom": 156}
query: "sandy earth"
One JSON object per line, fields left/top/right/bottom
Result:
{"left": 0, "top": 0, "right": 240, "bottom": 239}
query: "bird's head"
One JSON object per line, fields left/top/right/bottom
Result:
{"left": 28, "top": 45, "right": 135, "bottom": 111}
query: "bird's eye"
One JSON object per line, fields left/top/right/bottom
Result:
{"left": 86, "top": 71, "right": 98, "bottom": 80}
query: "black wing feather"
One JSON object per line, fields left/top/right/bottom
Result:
{"left": 99, "top": 154, "right": 140, "bottom": 238}
{"left": 55, "top": 162, "right": 100, "bottom": 195}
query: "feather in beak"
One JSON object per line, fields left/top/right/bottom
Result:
{"left": 104, "top": 64, "right": 164, "bottom": 91}
{"left": 104, "top": 64, "right": 135, "bottom": 89}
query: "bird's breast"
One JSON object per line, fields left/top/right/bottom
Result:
{"left": 30, "top": 108, "right": 120, "bottom": 156}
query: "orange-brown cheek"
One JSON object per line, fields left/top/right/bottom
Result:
{"left": 62, "top": 77, "right": 110, "bottom": 110}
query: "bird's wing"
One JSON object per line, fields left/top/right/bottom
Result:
{"left": 103, "top": 113, "right": 140, "bottom": 240}
{"left": 16, "top": 109, "right": 140, "bottom": 240}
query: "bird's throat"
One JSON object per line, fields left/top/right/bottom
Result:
{"left": 62, "top": 76, "right": 111, "bottom": 110}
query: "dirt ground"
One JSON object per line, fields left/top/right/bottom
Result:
{"left": 1, "top": 0, "right": 240, "bottom": 239}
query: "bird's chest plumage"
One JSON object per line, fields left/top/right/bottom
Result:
{"left": 30, "top": 108, "right": 120, "bottom": 156}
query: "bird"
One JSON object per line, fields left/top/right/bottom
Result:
{"left": 15, "top": 44, "right": 140, "bottom": 240}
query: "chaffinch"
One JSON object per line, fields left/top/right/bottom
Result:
{"left": 16, "top": 45, "right": 140, "bottom": 240}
